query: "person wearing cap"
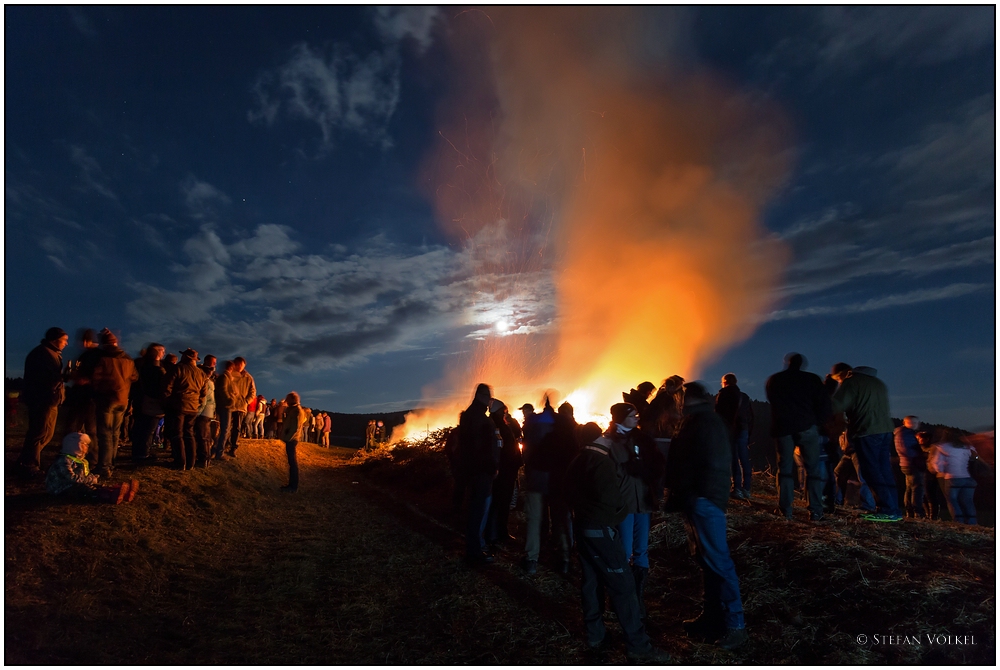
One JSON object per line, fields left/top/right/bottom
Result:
{"left": 162, "top": 348, "right": 208, "bottom": 470}
{"left": 666, "top": 381, "right": 748, "bottom": 651}
{"left": 563, "top": 404, "right": 670, "bottom": 663}
{"left": 15, "top": 327, "right": 69, "bottom": 477}
{"left": 458, "top": 383, "right": 502, "bottom": 565}
{"left": 828, "top": 363, "right": 901, "bottom": 522}
{"left": 765, "top": 353, "right": 831, "bottom": 522}
{"left": 83, "top": 328, "right": 138, "bottom": 478}
{"left": 45, "top": 432, "right": 139, "bottom": 503}
{"left": 606, "top": 401, "right": 664, "bottom": 621}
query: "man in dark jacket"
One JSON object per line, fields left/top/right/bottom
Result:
{"left": 765, "top": 353, "right": 831, "bottom": 521}
{"left": 830, "top": 364, "right": 901, "bottom": 522}
{"left": 564, "top": 408, "right": 669, "bottom": 663}
{"left": 85, "top": 328, "right": 138, "bottom": 477}
{"left": 485, "top": 400, "right": 522, "bottom": 546}
{"left": 130, "top": 344, "right": 166, "bottom": 463}
{"left": 715, "top": 373, "right": 754, "bottom": 500}
{"left": 16, "top": 327, "right": 69, "bottom": 476}
{"left": 666, "top": 382, "right": 748, "bottom": 651}
{"left": 458, "top": 383, "right": 501, "bottom": 564}
{"left": 162, "top": 349, "right": 208, "bottom": 471}
{"left": 520, "top": 397, "right": 557, "bottom": 574}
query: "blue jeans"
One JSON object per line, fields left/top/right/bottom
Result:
{"left": 465, "top": 473, "right": 494, "bottom": 557}
{"left": 775, "top": 425, "right": 824, "bottom": 516}
{"left": 942, "top": 477, "right": 977, "bottom": 525}
{"left": 96, "top": 401, "right": 126, "bottom": 471}
{"left": 852, "top": 433, "right": 901, "bottom": 516}
{"left": 214, "top": 409, "right": 234, "bottom": 457}
{"left": 683, "top": 497, "right": 745, "bottom": 629}
{"left": 616, "top": 513, "right": 651, "bottom": 568}
{"left": 730, "top": 429, "right": 751, "bottom": 491}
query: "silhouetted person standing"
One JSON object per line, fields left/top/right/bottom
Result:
{"left": 162, "top": 349, "right": 207, "bottom": 471}
{"left": 87, "top": 329, "right": 138, "bottom": 478}
{"left": 280, "top": 392, "right": 306, "bottom": 493}
{"left": 830, "top": 364, "right": 901, "bottom": 522}
{"left": 765, "top": 353, "right": 831, "bottom": 521}
{"left": 564, "top": 404, "right": 669, "bottom": 663}
{"left": 666, "top": 382, "right": 748, "bottom": 651}
{"left": 458, "top": 383, "right": 501, "bottom": 565}
{"left": 715, "top": 373, "right": 754, "bottom": 500}
{"left": 16, "top": 327, "right": 69, "bottom": 477}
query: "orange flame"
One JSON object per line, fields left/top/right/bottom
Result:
{"left": 392, "top": 8, "right": 790, "bottom": 442}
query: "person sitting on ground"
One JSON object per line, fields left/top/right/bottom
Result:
{"left": 280, "top": 392, "right": 307, "bottom": 493}
{"left": 46, "top": 433, "right": 138, "bottom": 504}
{"left": 930, "top": 428, "right": 978, "bottom": 525}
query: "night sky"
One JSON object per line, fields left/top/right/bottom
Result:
{"left": 5, "top": 6, "right": 995, "bottom": 429}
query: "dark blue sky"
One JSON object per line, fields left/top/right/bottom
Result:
{"left": 5, "top": 6, "right": 995, "bottom": 429}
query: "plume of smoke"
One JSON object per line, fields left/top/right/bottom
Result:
{"left": 393, "top": 7, "right": 790, "bottom": 440}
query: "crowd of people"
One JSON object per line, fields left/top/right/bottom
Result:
{"left": 448, "top": 353, "right": 988, "bottom": 659}
{"left": 11, "top": 326, "right": 337, "bottom": 498}
{"left": 11, "top": 327, "right": 985, "bottom": 655}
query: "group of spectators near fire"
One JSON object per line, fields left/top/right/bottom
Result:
{"left": 11, "top": 326, "right": 335, "bottom": 499}
{"left": 448, "top": 353, "right": 988, "bottom": 660}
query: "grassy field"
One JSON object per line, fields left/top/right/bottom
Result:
{"left": 6, "top": 426, "right": 995, "bottom": 664}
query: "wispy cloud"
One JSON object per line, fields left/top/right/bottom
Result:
{"left": 70, "top": 145, "right": 118, "bottom": 201}
{"left": 180, "top": 175, "right": 231, "bottom": 220}
{"left": 248, "top": 8, "right": 440, "bottom": 151}
{"left": 767, "top": 282, "right": 991, "bottom": 321}
{"left": 125, "top": 222, "right": 557, "bottom": 370}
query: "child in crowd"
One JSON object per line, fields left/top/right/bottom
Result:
{"left": 46, "top": 432, "right": 139, "bottom": 504}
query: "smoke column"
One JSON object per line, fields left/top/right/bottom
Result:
{"left": 396, "top": 7, "right": 790, "bottom": 436}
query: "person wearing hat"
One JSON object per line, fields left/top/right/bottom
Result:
{"left": 605, "top": 401, "right": 664, "bottom": 622}
{"left": 457, "top": 382, "right": 502, "bottom": 565}
{"left": 563, "top": 403, "right": 670, "bottom": 663}
{"left": 84, "top": 328, "right": 138, "bottom": 478}
{"left": 161, "top": 348, "right": 208, "bottom": 470}
{"left": 45, "top": 432, "right": 138, "bottom": 504}
{"left": 15, "top": 327, "right": 69, "bottom": 477}
{"left": 665, "top": 381, "right": 748, "bottom": 651}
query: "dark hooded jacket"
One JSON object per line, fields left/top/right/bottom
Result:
{"left": 665, "top": 402, "right": 732, "bottom": 512}
{"left": 492, "top": 411, "right": 522, "bottom": 473}
{"left": 22, "top": 340, "right": 65, "bottom": 407}
{"left": 458, "top": 399, "right": 501, "bottom": 477}
{"left": 162, "top": 356, "right": 208, "bottom": 415}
